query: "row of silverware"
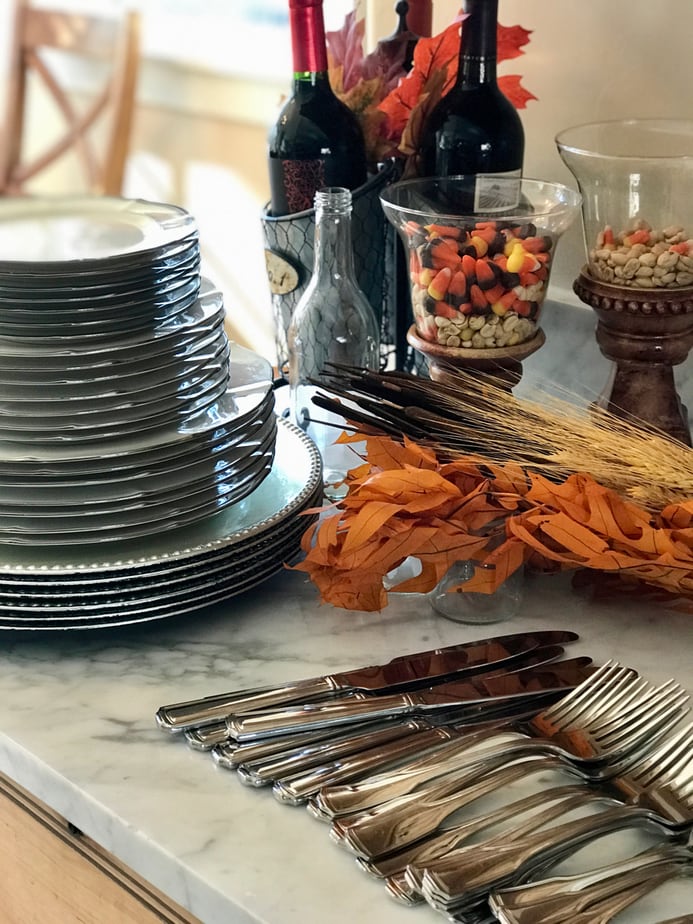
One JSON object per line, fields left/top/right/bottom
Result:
{"left": 156, "top": 631, "right": 693, "bottom": 923}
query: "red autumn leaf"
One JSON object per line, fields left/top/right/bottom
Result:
{"left": 378, "top": 16, "right": 536, "bottom": 164}
{"left": 498, "top": 24, "right": 533, "bottom": 61}
{"left": 499, "top": 74, "right": 538, "bottom": 110}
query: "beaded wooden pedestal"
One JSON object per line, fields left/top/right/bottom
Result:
{"left": 406, "top": 323, "right": 546, "bottom": 391}
{"left": 573, "top": 269, "right": 693, "bottom": 445}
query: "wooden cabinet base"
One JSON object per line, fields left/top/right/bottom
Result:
{"left": 0, "top": 772, "right": 202, "bottom": 924}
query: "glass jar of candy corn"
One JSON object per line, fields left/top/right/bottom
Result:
{"left": 380, "top": 176, "right": 581, "bottom": 348}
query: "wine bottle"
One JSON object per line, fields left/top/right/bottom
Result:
{"left": 267, "top": 0, "right": 367, "bottom": 217}
{"left": 288, "top": 187, "right": 380, "bottom": 495}
{"left": 376, "top": 2, "right": 420, "bottom": 73}
{"left": 418, "top": 0, "right": 524, "bottom": 211}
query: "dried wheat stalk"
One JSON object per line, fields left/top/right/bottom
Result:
{"left": 311, "top": 363, "right": 693, "bottom": 512}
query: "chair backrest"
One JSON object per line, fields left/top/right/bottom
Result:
{"left": 0, "top": 1, "right": 140, "bottom": 196}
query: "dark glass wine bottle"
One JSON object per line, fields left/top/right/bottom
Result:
{"left": 376, "top": 2, "right": 420, "bottom": 73}
{"left": 267, "top": 0, "right": 367, "bottom": 217}
{"left": 419, "top": 0, "right": 524, "bottom": 211}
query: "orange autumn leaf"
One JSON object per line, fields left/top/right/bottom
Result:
{"left": 340, "top": 501, "right": 412, "bottom": 553}
{"left": 660, "top": 500, "right": 693, "bottom": 530}
{"left": 456, "top": 536, "right": 527, "bottom": 594}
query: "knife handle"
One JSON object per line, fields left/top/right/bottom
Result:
{"left": 274, "top": 726, "right": 457, "bottom": 806}
{"left": 212, "top": 719, "right": 395, "bottom": 769}
{"left": 155, "top": 676, "right": 338, "bottom": 731}
{"left": 184, "top": 721, "right": 230, "bottom": 751}
{"left": 227, "top": 692, "right": 416, "bottom": 741}
{"left": 239, "top": 719, "right": 429, "bottom": 788}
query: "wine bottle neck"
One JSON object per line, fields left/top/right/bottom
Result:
{"left": 289, "top": 0, "right": 329, "bottom": 75}
{"left": 457, "top": 0, "right": 499, "bottom": 87}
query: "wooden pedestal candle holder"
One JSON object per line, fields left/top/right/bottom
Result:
{"left": 573, "top": 269, "right": 693, "bottom": 446}
{"left": 406, "top": 323, "right": 546, "bottom": 391}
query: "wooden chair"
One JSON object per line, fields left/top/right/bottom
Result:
{"left": 0, "top": 1, "right": 141, "bottom": 196}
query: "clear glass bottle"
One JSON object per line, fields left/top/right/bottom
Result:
{"left": 288, "top": 187, "right": 380, "bottom": 494}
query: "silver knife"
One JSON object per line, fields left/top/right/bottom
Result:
{"left": 181, "top": 635, "right": 572, "bottom": 750}
{"left": 225, "top": 657, "right": 596, "bottom": 741}
{"left": 155, "top": 629, "right": 579, "bottom": 732}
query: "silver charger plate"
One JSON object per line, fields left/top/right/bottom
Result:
{"left": 0, "top": 418, "right": 323, "bottom": 629}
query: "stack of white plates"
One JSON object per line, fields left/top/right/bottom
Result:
{"left": 0, "top": 197, "right": 320, "bottom": 629}
{"left": 0, "top": 418, "right": 322, "bottom": 630}
{"left": 0, "top": 278, "right": 231, "bottom": 443}
{"left": 0, "top": 340, "right": 277, "bottom": 545}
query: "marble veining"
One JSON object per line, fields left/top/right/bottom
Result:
{"left": 0, "top": 565, "right": 692, "bottom": 923}
{"left": 0, "top": 302, "right": 691, "bottom": 923}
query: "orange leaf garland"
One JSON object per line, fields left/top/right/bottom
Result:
{"left": 294, "top": 434, "right": 693, "bottom": 614}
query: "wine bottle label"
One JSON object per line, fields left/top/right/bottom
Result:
{"left": 274, "top": 158, "right": 327, "bottom": 214}
{"left": 474, "top": 171, "right": 522, "bottom": 212}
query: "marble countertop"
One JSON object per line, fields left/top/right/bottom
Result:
{"left": 0, "top": 299, "right": 691, "bottom": 923}
{"left": 0, "top": 564, "right": 692, "bottom": 924}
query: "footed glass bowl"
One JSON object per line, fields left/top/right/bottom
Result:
{"left": 556, "top": 118, "right": 693, "bottom": 290}
{"left": 380, "top": 176, "right": 580, "bottom": 349}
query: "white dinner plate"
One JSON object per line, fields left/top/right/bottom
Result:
{"left": 0, "top": 196, "right": 197, "bottom": 272}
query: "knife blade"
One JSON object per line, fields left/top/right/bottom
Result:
{"left": 181, "top": 635, "right": 570, "bottom": 749}
{"left": 155, "top": 629, "right": 579, "bottom": 732}
{"left": 225, "top": 656, "right": 596, "bottom": 741}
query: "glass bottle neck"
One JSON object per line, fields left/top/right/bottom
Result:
{"left": 312, "top": 188, "right": 356, "bottom": 279}
{"left": 457, "top": 0, "right": 499, "bottom": 87}
{"left": 289, "top": 0, "right": 328, "bottom": 75}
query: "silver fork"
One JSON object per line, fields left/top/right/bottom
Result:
{"left": 357, "top": 784, "right": 586, "bottom": 883}
{"left": 489, "top": 843, "right": 693, "bottom": 924}
{"left": 418, "top": 721, "right": 693, "bottom": 915}
{"left": 311, "top": 672, "right": 687, "bottom": 820}
{"left": 385, "top": 784, "right": 608, "bottom": 907}
{"left": 326, "top": 675, "right": 688, "bottom": 859}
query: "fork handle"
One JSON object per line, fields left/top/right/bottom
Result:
{"left": 364, "top": 783, "right": 587, "bottom": 880}
{"left": 490, "top": 856, "right": 687, "bottom": 923}
{"left": 313, "top": 729, "right": 529, "bottom": 818}
{"left": 490, "top": 842, "right": 688, "bottom": 908}
{"left": 426, "top": 803, "right": 655, "bottom": 906}
{"left": 336, "top": 756, "right": 567, "bottom": 859}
